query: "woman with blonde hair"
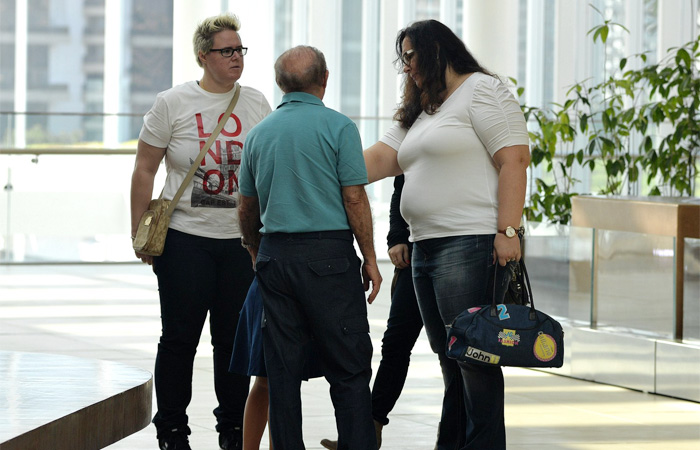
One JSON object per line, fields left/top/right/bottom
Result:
{"left": 131, "top": 13, "right": 271, "bottom": 450}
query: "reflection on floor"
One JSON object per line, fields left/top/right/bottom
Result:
{"left": 1, "top": 262, "right": 699, "bottom": 449}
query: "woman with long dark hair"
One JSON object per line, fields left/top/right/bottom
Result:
{"left": 364, "top": 20, "right": 530, "bottom": 450}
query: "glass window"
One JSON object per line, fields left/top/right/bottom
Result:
{"left": 132, "top": 0, "right": 173, "bottom": 36}
{"left": 27, "top": 46, "right": 49, "bottom": 89}
{"left": 0, "top": 0, "right": 15, "bottom": 32}
{"left": 340, "top": 0, "right": 363, "bottom": 116}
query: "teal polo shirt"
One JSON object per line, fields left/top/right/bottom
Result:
{"left": 239, "top": 92, "right": 368, "bottom": 234}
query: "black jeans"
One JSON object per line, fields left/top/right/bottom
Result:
{"left": 256, "top": 231, "right": 376, "bottom": 450}
{"left": 371, "top": 262, "right": 424, "bottom": 425}
{"left": 151, "top": 229, "right": 253, "bottom": 435}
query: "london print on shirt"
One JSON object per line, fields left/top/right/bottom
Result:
{"left": 191, "top": 111, "right": 244, "bottom": 208}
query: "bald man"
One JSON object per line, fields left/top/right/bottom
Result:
{"left": 238, "top": 46, "right": 380, "bottom": 449}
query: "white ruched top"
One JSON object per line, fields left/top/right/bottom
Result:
{"left": 379, "top": 72, "right": 530, "bottom": 242}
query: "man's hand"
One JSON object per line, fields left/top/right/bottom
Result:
{"left": 246, "top": 246, "right": 258, "bottom": 269}
{"left": 362, "top": 260, "right": 382, "bottom": 304}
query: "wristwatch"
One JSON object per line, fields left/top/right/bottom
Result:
{"left": 498, "top": 226, "right": 518, "bottom": 238}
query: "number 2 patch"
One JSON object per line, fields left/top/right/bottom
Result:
{"left": 497, "top": 304, "right": 510, "bottom": 320}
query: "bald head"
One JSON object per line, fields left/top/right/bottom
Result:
{"left": 274, "top": 46, "right": 328, "bottom": 95}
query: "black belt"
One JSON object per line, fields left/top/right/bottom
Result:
{"left": 264, "top": 230, "right": 353, "bottom": 241}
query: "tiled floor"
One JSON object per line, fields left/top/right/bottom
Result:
{"left": 1, "top": 262, "right": 699, "bottom": 449}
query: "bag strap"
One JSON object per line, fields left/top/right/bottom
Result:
{"left": 163, "top": 83, "right": 241, "bottom": 217}
{"left": 490, "top": 228, "right": 535, "bottom": 317}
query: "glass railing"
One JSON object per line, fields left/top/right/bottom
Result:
{"left": 525, "top": 220, "right": 700, "bottom": 343}
{"left": 0, "top": 111, "right": 396, "bottom": 263}
{"left": 3, "top": 111, "right": 699, "bottom": 343}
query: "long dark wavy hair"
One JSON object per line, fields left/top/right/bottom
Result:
{"left": 394, "top": 20, "right": 492, "bottom": 129}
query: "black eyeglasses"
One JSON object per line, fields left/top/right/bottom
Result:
{"left": 209, "top": 47, "right": 248, "bottom": 57}
{"left": 400, "top": 49, "right": 415, "bottom": 66}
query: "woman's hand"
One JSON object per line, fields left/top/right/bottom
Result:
{"left": 130, "top": 139, "right": 166, "bottom": 265}
{"left": 135, "top": 251, "right": 154, "bottom": 266}
{"left": 388, "top": 243, "right": 410, "bottom": 269}
{"left": 493, "top": 233, "right": 521, "bottom": 266}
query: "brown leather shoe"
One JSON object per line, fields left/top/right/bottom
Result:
{"left": 319, "top": 438, "right": 337, "bottom": 450}
{"left": 320, "top": 420, "right": 383, "bottom": 449}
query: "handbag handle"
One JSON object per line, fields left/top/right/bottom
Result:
{"left": 163, "top": 83, "right": 241, "bottom": 217}
{"left": 490, "top": 227, "right": 535, "bottom": 318}
{"left": 490, "top": 260, "right": 535, "bottom": 319}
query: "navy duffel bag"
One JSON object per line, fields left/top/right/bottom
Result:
{"left": 445, "top": 261, "right": 564, "bottom": 368}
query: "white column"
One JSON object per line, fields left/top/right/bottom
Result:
{"left": 172, "top": 0, "right": 222, "bottom": 87}
{"left": 399, "top": 0, "right": 415, "bottom": 25}
{"left": 233, "top": 0, "right": 276, "bottom": 102}
{"left": 440, "top": 0, "right": 458, "bottom": 32}
{"left": 13, "top": 0, "right": 27, "bottom": 148}
{"left": 361, "top": 0, "right": 380, "bottom": 136}
{"left": 553, "top": 1, "right": 592, "bottom": 104}
{"left": 308, "top": 0, "right": 342, "bottom": 110}
{"left": 292, "top": 0, "right": 309, "bottom": 45}
{"left": 103, "top": 0, "right": 123, "bottom": 147}
{"left": 658, "top": 0, "right": 695, "bottom": 60}
{"left": 525, "top": 0, "right": 543, "bottom": 107}
{"left": 378, "top": 0, "right": 403, "bottom": 123}
{"left": 462, "top": 0, "right": 520, "bottom": 80}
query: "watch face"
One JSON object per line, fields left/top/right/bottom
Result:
{"left": 506, "top": 227, "right": 516, "bottom": 238}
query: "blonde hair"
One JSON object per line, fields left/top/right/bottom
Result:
{"left": 193, "top": 13, "right": 241, "bottom": 67}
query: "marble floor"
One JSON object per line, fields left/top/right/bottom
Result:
{"left": 1, "top": 262, "right": 699, "bottom": 449}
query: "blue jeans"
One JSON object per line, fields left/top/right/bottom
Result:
{"left": 371, "top": 261, "right": 424, "bottom": 425}
{"left": 412, "top": 234, "right": 511, "bottom": 450}
{"left": 255, "top": 231, "right": 376, "bottom": 450}
{"left": 152, "top": 229, "right": 253, "bottom": 436}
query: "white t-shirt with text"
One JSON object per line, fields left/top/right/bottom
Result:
{"left": 139, "top": 81, "right": 271, "bottom": 239}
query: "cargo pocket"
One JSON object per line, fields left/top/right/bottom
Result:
{"left": 339, "top": 314, "right": 370, "bottom": 335}
{"left": 337, "top": 314, "right": 373, "bottom": 370}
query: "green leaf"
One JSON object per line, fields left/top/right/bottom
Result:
{"left": 601, "top": 137, "right": 615, "bottom": 155}
{"left": 629, "top": 165, "right": 639, "bottom": 182}
{"left": 619, "top": 58, "right": 627, "bottom": 71}
{"left": 676, "top": 48, "right": 692, "bottom": 68}
{"left": 559, "top": 111, "right": 570, "bottom": 125}
{"left": 620, "top": 108, "right": 635, "bottom": 123}
{"left": 600, "top": 25, "right": 609, "bottom": 44}
{"left": 588, "top": 139, "right": 596, "bottom": 155}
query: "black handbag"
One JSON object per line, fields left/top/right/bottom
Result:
{"left": 445, "top": 260, "right": 564, "bottom": 368}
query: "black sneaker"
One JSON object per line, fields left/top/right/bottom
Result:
{"left": 218, "top": 426, "right": 242, "bottom": 450}
{"left": 158, "top": 428, "right": 192, "bottom": 450}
